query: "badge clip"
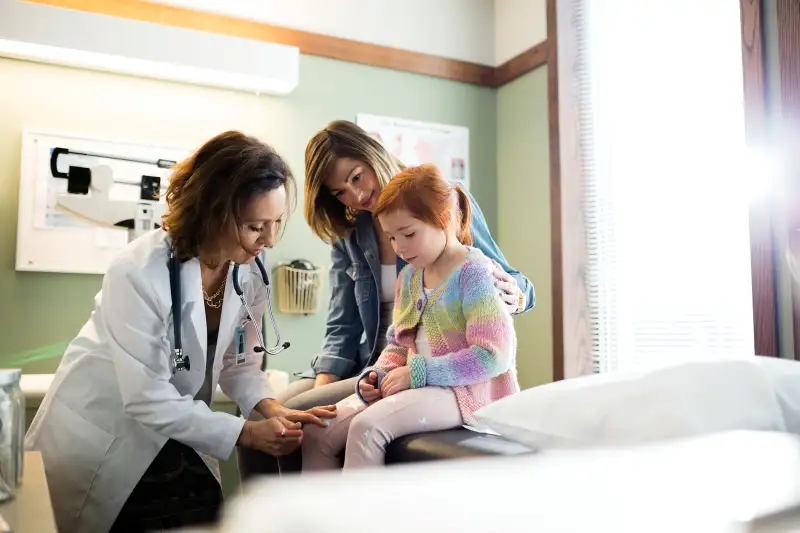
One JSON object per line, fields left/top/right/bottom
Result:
{"left": 235, "top": 326, "right": 247, "bottom": 365}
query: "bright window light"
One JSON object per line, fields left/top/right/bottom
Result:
{"left": 581, "top": 0, "right": 756, "bottom": 372}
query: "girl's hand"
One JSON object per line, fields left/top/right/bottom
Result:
{"left": 380, "top": 367, "right": 411, "bottom": 397}
{"left": 358, "top": 372, "right": 382, "bottom": 404}
{"left": 490, "top": 259, "right": 522, "bottom": 314}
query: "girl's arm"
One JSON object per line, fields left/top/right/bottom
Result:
{"left": 408, "top": 259, "right": 516, "bottom": 388}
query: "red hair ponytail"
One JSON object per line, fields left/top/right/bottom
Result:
{"left": 454, "top": 184, "right": 473, "bottom": 246}
{"left": 374, "top": 163, "right": 472, "bottom": 245}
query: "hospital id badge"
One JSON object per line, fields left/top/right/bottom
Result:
{"left": 235, "top": 326, "right": 247, "bottom": 365}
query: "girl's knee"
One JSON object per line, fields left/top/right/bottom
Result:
{"left": 301, "top": 422, "right": 326, "bottom": 447}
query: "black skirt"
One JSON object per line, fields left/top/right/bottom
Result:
{"left": 109, "top": 439, "right": 223, "bottom": 532}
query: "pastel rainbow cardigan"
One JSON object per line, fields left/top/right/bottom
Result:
{"left": 357, "top": 247, "right": 519, "bottom": 424}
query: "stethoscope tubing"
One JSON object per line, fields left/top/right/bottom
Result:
{"left": 169, "top": 253, "right": 288, "bottom": 374}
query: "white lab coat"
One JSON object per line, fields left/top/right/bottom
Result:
{"left": 25, "top": 229, "right": 274, "bottom": 533}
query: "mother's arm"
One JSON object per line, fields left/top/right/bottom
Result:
{"left": 466, "top": 189, "right": 536, "bottom": 314}
{"left": 310, "top": 239, "right": 365, "bottom": 381}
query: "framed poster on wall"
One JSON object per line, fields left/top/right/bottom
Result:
{"left": 355, "top": 113, "right": 470, "bottom": 191}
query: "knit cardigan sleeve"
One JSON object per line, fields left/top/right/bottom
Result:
{"left": 408, "top": 259, "right": 515, "bottom": 388}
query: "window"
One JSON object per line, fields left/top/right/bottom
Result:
{"left": 573, "top": 0, "right": 757, "bottom": 372}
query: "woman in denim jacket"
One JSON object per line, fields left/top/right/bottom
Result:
{"left": 237, "top": 120, "right": 534, "bottom": 476}
{"left": 298, "top": 120, "right": 533, "bottom": 394}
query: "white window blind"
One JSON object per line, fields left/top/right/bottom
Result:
{"left": 575, "top": 0, "right": 757, "bottom": 373}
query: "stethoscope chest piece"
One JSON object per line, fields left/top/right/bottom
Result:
{"left": 170, "top": 348, "right": 190, "bottom": 373}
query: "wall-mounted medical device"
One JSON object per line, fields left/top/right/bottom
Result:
{"left": 50, "top": 147, "right": 173, "bottom": 242}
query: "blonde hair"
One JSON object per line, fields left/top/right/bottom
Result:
{"left": 304, "top": 120, "right": 404, "bottom": 243}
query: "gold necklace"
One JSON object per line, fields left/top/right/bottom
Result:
{"left": 203, "top": 263, "right": 229, "bottom": 309}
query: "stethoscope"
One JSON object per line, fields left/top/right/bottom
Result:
{"left": 168, "top": 252, "right": 290, "bottom": 374}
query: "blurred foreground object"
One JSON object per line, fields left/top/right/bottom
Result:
{"left": 220, "top": 431, "right": 800, "bottom": 533}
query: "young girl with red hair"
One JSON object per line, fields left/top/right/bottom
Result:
{"left": 301, "top": 163, "right": 519, "bottom": 470}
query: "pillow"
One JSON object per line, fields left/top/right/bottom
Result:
{"left": 473, "top": 356, "right": 800, "bottom": 451}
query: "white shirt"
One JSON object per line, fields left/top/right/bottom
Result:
{"left": 415, "top": 287, "right": 434, "bottom": 358}
{"left": 380, "top": 264, "right": 397, "bottom": 302}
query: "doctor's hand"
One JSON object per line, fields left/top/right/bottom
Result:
{"left": 238, "top": 418, "right": 304, "bottom": 457}
{"left": 280, "top": 405, "right": 338, "bottom": 428}
{"left": 380, "top": 367, "right": 411, "bottom": 397}
{"left": 256, "top": 399, "right": 337, "bottom": 428}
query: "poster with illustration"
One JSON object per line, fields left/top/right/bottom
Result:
{"left": 355, "top": 114, "right": 470, "bottom": 191}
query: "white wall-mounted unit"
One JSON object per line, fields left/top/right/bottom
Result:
{"left": 0, "top": 0, "right": 300, "bottom": 95}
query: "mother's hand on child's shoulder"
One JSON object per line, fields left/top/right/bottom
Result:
{"left": 358, "top": 372, "right": 383, "bottom": 404}
{"left": 489, "top": 259, "right": 522, "bottom": 314}
{"left": 380, "top": 367, "right": 411, "bottom": 397}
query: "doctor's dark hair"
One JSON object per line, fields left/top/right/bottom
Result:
{"left": 162, "top": 130, "right": 296, "bottom": 263}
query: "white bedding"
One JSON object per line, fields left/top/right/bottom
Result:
{"left": 473, "top": 356, "right": 800, "bottom": 451}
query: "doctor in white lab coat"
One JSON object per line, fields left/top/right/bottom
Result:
{"left": 25, "top": 131, "right": 336, "bottom": 533}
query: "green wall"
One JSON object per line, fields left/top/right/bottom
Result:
{"left": 0, "top": 54, "right": 498, "bottom": 378}
{"left": 497, "top": 66, "right": 553, "bottom": 388}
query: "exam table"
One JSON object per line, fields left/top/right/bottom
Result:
{"left": 384, "top": 428, "right": 532, "bottom": 463}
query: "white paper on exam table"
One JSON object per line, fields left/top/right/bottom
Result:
{"left": 220, "top": 431, "right": 800, "bottom": 533}
{"left": 461, "top": 423, "right": 501, "bottom": 436}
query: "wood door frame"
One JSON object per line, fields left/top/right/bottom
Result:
{"left": 550, "top": 0, "right": 593, "bottom": 380}
{"left": 741, "top": 0, "right": 781, "bottom": 358}
{"left": 776, "top": 0, "right": 800, "bottom": 360}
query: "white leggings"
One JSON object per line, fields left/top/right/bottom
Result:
{"left": 302, "top": 386, "right": 463, "bottom": 470}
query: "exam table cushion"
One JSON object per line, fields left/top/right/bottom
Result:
{"left": 473, "top": 355, "right": 800, "bottom": 452}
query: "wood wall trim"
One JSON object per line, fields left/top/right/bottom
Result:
{"left": 23, "top": 0, "right": 545, "bottom": 87}
{"left": 740, "top": 0, "right": 780, "bottom": 357}
{"left": 492, "top": 41, "right": 549, "bottom": 87}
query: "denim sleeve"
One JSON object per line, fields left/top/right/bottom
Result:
{"left": 311, "top": 239, "right": 365, "bottom": 377}
{"left": 465, "top": 189, "right": 536, "bottom": 314}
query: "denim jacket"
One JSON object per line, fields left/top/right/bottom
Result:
{"left": 305, "top": 190, "right": 535, "bottom": 380}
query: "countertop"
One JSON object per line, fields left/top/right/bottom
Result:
{"left": 20, "top": 371, "right": 290, "bottom": 408}
{"left": 0, "top": 451, "right": 57, "bottom": 533}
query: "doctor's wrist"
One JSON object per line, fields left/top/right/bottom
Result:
{"left": 237, "top": 421, "right": 255, "bottom": 448}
